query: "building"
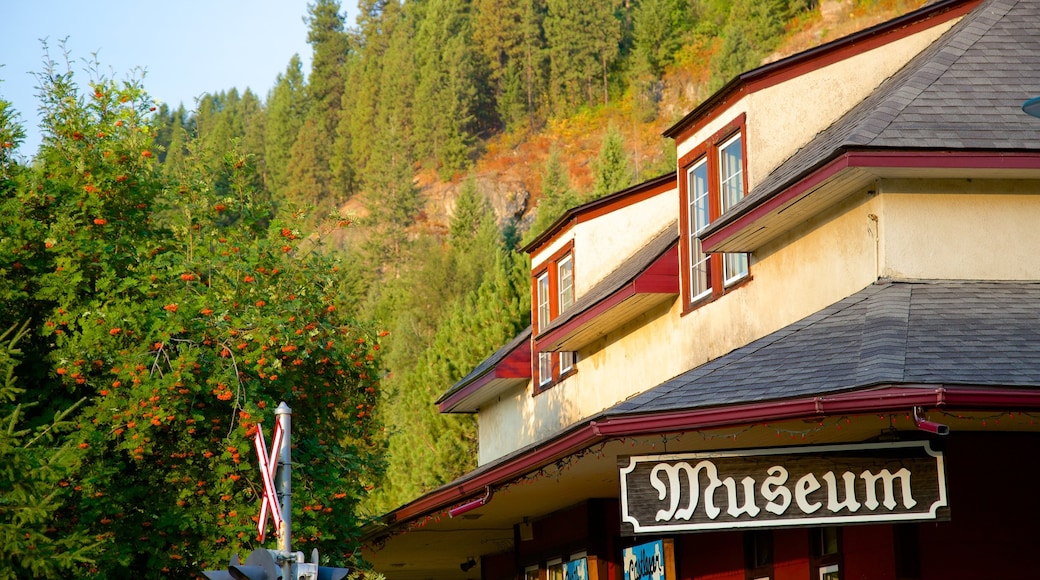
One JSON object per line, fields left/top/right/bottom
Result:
{"left": 361, "top": 0, "right": 1040, "bottom": 578}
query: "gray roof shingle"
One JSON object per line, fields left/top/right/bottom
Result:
{"left": 707, "top": 0, "right": 1040, "bottom": 237}
{"left": 613, "top": 280, "right": 1040, "bottom": 415}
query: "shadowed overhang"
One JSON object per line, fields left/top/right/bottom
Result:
{"left": 537, "top": 224, "right": 679, "bottom": 352}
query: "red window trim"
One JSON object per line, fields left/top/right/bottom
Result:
{"left": 531, "top": 241, "right": 578, "bottom": 393}
{"left": 531, "top": 240, "right": 576, "bottom": 334}
{"left": 678, "top": 114, "right": 749, "bottom": 314}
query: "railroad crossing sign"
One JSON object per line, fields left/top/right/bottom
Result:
{"left": 253, "top": 420, "right": 284, "bottom": 543}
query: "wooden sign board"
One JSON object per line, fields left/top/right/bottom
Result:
{"left": 619, "top": 441, "right": 948, "bottom": 535}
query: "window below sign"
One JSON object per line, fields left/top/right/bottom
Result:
{"left": 547, "top": 558, "right": 563, "bottom": 580}
{"left": 744, "top": 530, "right": 773, "bottom": 580}
{"left": 811, "top": 527, "right": 842, "bottom": 580}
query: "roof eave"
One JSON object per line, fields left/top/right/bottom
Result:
{"left": 702, "top": 149, "right": 1040, "bottom": 253}
{"left": 365, "top": 383, "right": 1040, "bottom": 537}
{"left": 537, "top": 245, "right": 680, "bottom": 351}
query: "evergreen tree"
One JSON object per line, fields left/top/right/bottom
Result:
{"left": 370, "top": 246, "right": 530, "bottom": 512}
{"left": 284, "top": 116, "right": 337, "bottom": 213}
{"left": 472, "top": 0, "right": 548, "bottom": 129}
{"left": 264, "top": 55, "right": 308, "bottom": 196}
{"left": 591, "top": 124, "right": 633, "bottom": 199}
{"left": 631, "top": 0, "right": 692, "bottom": 77}
{"left": 0, "top": 322, "right": 97, "bottom": 578}
{"left": 525, "top": 146, "right": 582, "bottom": 243}
{"left": 238, "top": 88, "right": 267, "bottom": 194}
{"left": 358, "top": 0, "right": 421, "bottom": 277}
{"left": 412, "top": 0, "right": 482, "bottom": 176}
{"left": 287, "top": 0, "right": 353, "bottom": 208}
{"left": 543, "top": 0, "right": 622, "bottom": 113}
{"left": 348, "top": 0, "right": 398, "bottom": 185}
{"left": 709, "top": 0, "right": 808, "bottom": 89}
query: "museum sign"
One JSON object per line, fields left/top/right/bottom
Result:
{"left": 619, "top": 441, "right": 948, "bottom": 534}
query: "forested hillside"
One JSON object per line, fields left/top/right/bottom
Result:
{"left": 0, "top": 0, "right": 924, "bottom": 575}
{"left": 148, "top": 0, "right": 923, "bottom": 516}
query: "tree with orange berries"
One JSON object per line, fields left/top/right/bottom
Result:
{"left": 0, "top": 58, "right": 384, "bottom": 577}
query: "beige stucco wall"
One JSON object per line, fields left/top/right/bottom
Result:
{"left": 675, "top": 19, "right": 957, "bottom": 189}
{"left": 880, "top": 178, "right": 1040, "bottom": 280}
{"left": 478, "top": 188, "right": 884, "bottom": 462}
{"left": 530, "top": 191, "right": 676, "bottom": 298}
{"left": 478, "top": 179, "right": 1040, "bottom": 461}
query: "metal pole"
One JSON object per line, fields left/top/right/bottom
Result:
{"left": 275, "top": 402, "right": 293, "bottom": 567}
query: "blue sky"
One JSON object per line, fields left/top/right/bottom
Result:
{"left": 0, "top": 0, "right": 358, "bottom": 155}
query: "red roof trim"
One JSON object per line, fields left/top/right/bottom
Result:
{"left": 701, "top": 150, "right": 1040, "bottom": 252}
{"left": 382, "top": 384, "right": 1040, "bottom": 525}
{"left": 536, "top": 247, "right": 679, "bottom": 348}
{"left": 436, "top": 342, "right": 532, "bottom": 413}
{"left": 664, "top": 0, "right": 979, "bottom": 141}
{"left": 523, "top": 173, "right": 676, "bottom": 256}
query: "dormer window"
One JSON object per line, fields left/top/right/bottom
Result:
{"left": 533, "top": 243, "right": 578, "bottom": 391}
{"left": 679, "top": 115, "right": 749, "bottom": 310}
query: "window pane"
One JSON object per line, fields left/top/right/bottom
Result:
{"left": 688, "top": 160, "right": 711, "bottom": 301}
{"left": 537, "top": 273, "right": 550, "bottom": 331}
{"left": 558, "top": 255, "right": 573, "bottom": 313}
{"left": 560, "top": 351, "right": 575, "bottom": 374}
{"left": 719, "top": 134, "right": 744, "bottom": 213}
{"left": 538, "top": 352, "right": 553, "bottom": 386}
{"left": 724, "top": 252, "right": 748, "bottom": 284}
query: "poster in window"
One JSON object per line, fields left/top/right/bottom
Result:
{"left": 622, "top": 539, "right": 675, "bottom": 580}
{"left": 564, "top": 557, "right": 587, "bottom": 580}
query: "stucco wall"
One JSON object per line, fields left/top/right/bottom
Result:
{"left": 881, "top": 178, "right": 1040, "bottom": 280}
{"left": 530, "top": 190, "right": 676, "bottom": 298}
{"left": 478, "top": 189, "right": 883, "bottom": 462}
{"left": 675, "top": 20, "right": 956, "bottom": 190}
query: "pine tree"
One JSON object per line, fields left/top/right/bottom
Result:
{"left": 472, "top": 0, "right": 548, "bottom": 129}
{"left": 632, "top": 0, "right": 692, "bottom": 76}
{"left": 358, "top": 0, "right": 421, "bottom": 277}
{"left": 709, "top": 0, "right": 807, "bottom": 90}
{"left": 591, "top": 124, "right": 633, "bottom": 199}
{"left": 412, "top": 0, "right": 481, "bottom": 176}
{"left": 525, "top": 146, "right": 582, "bottom": 243}
{"left": 544, "top": 0, "right": 622, "bottom": 113}
{"left": 348, "top": 0, "right": 397, "bottom": 185}
{"left": 0, "top": 322, "right": 97, "bottom": 578}
{"left": 264, "top": 55, "right": 308, "bottom": 196}
{"left": 286, "top": 0, "right": 353, "bottom": 209}
{"left": 370, "top": 247, "right": 530, "bottom": 512}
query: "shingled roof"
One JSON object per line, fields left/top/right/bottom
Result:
{"left": 612, "top": 280, "right": 1040, "bottom": 415}
{"left": 704, "top": 0, "right": 1040, "bottom": 239}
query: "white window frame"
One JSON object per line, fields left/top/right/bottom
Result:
{"left": 687, "top": 158, "right": 711, "bottom": 303}
{"left": 718, "top": 133, "right": 748, "bottom": 285}
{"left": 538, "top": 352, "right": 553, "bottom": 387}
{"left": 557, "top": 254, "right": 574, "bottom": 313}
{"left": 536, "top": 272, "right": 550, "bottom": 332}
{"left": 559, "top": 351, "right": 575, "bottom": 375}
{"left": 818, "top": 564, "right": 840, "bottom": 580}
